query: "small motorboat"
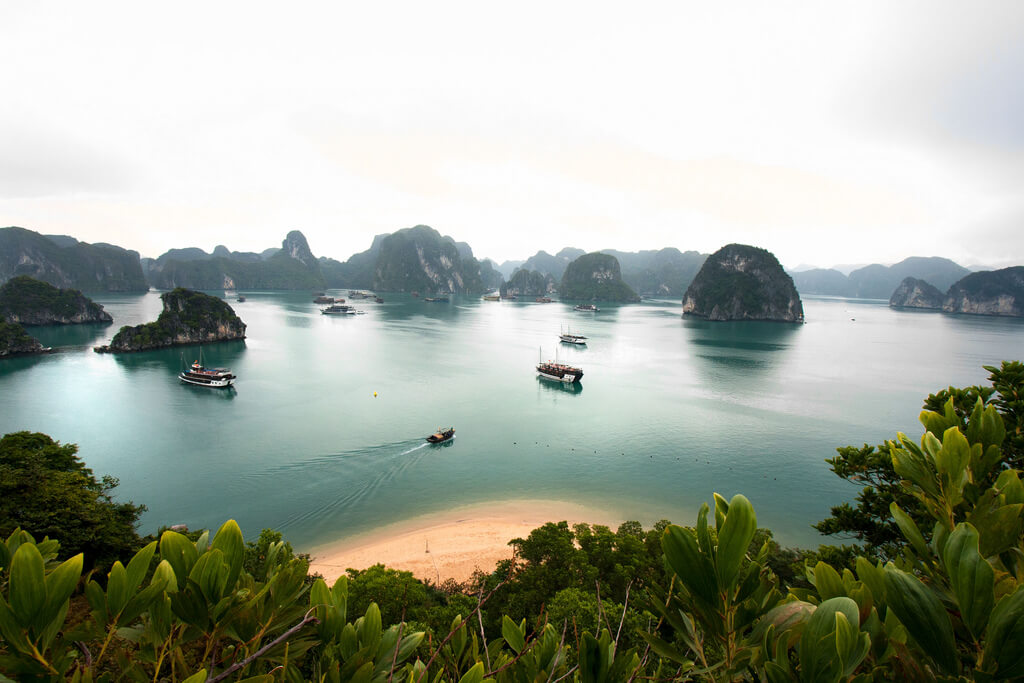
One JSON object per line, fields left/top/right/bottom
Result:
{"left": 426, "top": 427, "right": 455, "bottom": 443}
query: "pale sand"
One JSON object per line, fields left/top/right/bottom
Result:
{"left": 307, "top": 499, "right": 622, "bottom": 585}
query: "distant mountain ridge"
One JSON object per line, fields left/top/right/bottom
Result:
{"left": 791, "top": 256, "right": 970, "bottom": 298}
{"left": 144, "top": 231, "right": 325, "bottom": 290}
{"left": 0, "top": 226, "right": 146, "bottom": 292}
{"left": 560, "top": 253, "right": 639, "bottom": 302}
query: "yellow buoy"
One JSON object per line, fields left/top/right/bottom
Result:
{"left": 373, "top": 391, "right": 377, "bottom": 397}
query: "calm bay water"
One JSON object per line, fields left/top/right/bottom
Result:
{"left": 1, "top": 292, "right": 1021, "bottom": 549}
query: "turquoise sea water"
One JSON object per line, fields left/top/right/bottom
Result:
{"left": 1, "top": 292, "right": 1021, "bottom": 550}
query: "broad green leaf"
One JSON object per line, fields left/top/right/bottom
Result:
{"left": 501, "top": 615, "right": 525, "bottom": 654}
{"left": 359, "top": 602, "right": 382, "bottom": 653}
{"left": 159, "top": 530, "right": 198, "bottom": 582}
{"left": 891, "top": 440, "right": 939, "bottom": 497}
{"left": 942, "top": 523, "right": 994, "bottom": 638}
{"left": 9, "top": 543, "right": 45, "bottom": 626}
{"left": 715, "top": 494, "right": 757, "bottom": 593}
{"left": 40, "top": 553, "right": 82, "bottom": 629}
{"left": 883, "top": 566, "right": 957, "bottom": 674}
{"left": 854, "top": 557, "right": 886, "bottom": 606}
{"left": 810, "top": 562, "right": 845, "bottom": 600}
{"left": 713, "top": 493, "right": 729, "bottom": 532}
{"left": 638, "top": 632, "right": 690, "bottom": 665}
{"left": 662, "top": 524, "right": 717, "bottom": 606}
{"left": 153, "top": 560, "right": 178, "bottom": 593}
{"left": 996, "top": 470, "right": 1024, "bottom": 505}
{"left": 210, "top": 520, "right": 244, "bottom": 593}
{"left": 0, "top": 598, "right": 31, "bottom": 653}
{"left": 983, "top": 585, "right": 1024, "bottom": 679}
{"left": 125, "top": 541, "right": 156, "bottom": 593}
{"left": 798, "top": 597, "right": 858, "bottom": 683}
{"left": 396, "top": 631, "right": 425, "bottom": 664}
{"left": 889, "top": 503, "right": 933, "bottom": 560}
{"left": 181, "top": 670, "right": 207, "bottom": 683}
{"left": 106, "top": 562, "right": 129, "bottom": 617}
{"left": 968, "top": 501, "right": 1024, "bottom": 557}
{"left": 834, "top": 611, "right": 870, "bottom": 678}
{"left": 458, "top": 661, "right": 485, "bottom": 683}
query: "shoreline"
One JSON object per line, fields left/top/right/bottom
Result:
{"left": 307, "top": 499, "right": 623, "bottom": 585}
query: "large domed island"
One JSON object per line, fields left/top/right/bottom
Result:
{"left": 682, "top": 244, "right": 803, "bottom": 322}
{"left": 95, "top": 288, "right": 246, "bottom": 353}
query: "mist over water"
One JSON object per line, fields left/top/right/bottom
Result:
{"left": 2, "top": 292, "right": 1021, "bottom": 550}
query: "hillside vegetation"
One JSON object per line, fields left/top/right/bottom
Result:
{"left": 0, "top": 276, "right": 112, "bottom": 325}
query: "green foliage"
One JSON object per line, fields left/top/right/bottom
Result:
{"left": 0, "top": 275, "right": 111, "bottom": 325}
{"left": 683, "top": 243, "right": 802, "bottom": 321}
{"left": 0, "top": 320, "right": 41, "bottom": 356}
{"left": 817, "top": 361, "right": 1024, "bottom": 558}
{"left": 0, "top": 431, "right": 145, "bottom": 570}
{"left": 108, "top": 288, "right": 245, "bottom": 351}
{"left": 560, "top": 253, "right": 640, "bottom": 302}
{"left": 372, "top": 225, "right": 486, "bottom": 294}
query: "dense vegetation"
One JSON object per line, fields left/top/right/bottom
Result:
{"left": 560, "top": 253, "right": 640, "bottom": 302}
{"left": 0, "top": 227, "right": 147, "bottom": 292}
{"left": 0, "top": 432, "right": 146, "bottom": 570}
{"left": 2, "top": 362, "right": 1023, "bottom": 681}
{"left": 683, "top": 244, "right": 802, "bottom": 322}
{"left": 0, "top": 320, "right": 43, "bottom": 357}
{"left": 0, "top": 276, "right": 112, "bottom": 325}
{"left": 105, "top": 288, "right": 246, "bottom": 351}
{"left": 944, "top": 266, "right": 1024, "bottom": 316}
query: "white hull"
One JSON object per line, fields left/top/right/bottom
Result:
{"left": 179, "top": 374, "right": 234, "bottom": 388}
{"left": 537, "top": 370, "right": 578, "bottom": 383}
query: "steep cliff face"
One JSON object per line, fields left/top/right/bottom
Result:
{"left": 560, "top": 253, "right": 639, "bottom": 302}
{"left": 0, "top": 321, "right": 45, "bottom": 358}
{"left": 371, "top": 225, "right": 485, "bottom": 294}
{"left": 889, "top": 277, "right": 945, "bottom": 309}
{"left": 98, "top": 288, "right": 246, "bottom": 352}
{"left": 0, "top": 276, "right": 113, "bottom": 325}
{"left": 942, "top": 267, "right": 1024, "bottom": 317}
{"left": 0, "top": 227, "right": 146, "bottom": 292}
{"left": 682, "top": 244, "right": 803, "bottom": 322}
{"left": 501, "top": 269, "right": 554, "bottom": 297}
{"left": 145, "top": 232, "right": 325, "bottom": 290}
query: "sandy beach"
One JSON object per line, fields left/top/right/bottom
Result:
{"left": 307, "top": 499, "right": 622, "bottom": 585}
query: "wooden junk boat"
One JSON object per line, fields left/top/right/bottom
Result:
{"left": 179, "top": 359, "right": 235, "bottom": 388}
{"left": 426, "top": 427, "right": 455, "bottom": 443}
{"left": 536, "top": 348, "right": 583, "bottom": 384}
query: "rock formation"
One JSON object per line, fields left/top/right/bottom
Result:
{"left": 889, "top": 277, "right": 945, "bottom": 309}
{"left": 942, "top": 267, "right": 1024, "bottom": 317}
{"left": 0, "top": 321, "right": 46, "bottom": 358}
{"left": 682, "top": 244, "right": 803, "bottom": 322}
{"left": 371, "top": 225, "right": 487, "bottom": 294}
{"left": 559, "top": 253, "right": 640, "bottom": 302}
{"left": 96, "top": 288, "right": 246, "bottom": 352}
{"left": 501, "top": 269, "right": 554, "bottom": 298}
{"left": 0, "top": 276, "right": 113, "bottom": 325}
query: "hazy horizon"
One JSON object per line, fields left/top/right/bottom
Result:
{"left": 3, "top": 2, "right": 1023, "bottom": 270}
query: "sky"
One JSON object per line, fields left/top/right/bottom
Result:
{"left": 2, "top": 2, "right": 1023, "bottom": 270}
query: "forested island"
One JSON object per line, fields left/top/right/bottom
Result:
{"left": 559, "top": 252, "right": 640, "bottom": 302}
{"left": 0, "top": 226, "right": 146, "bottom": 292}
{"left": 682, "top": 244, "right": 803, "bottom": 322}
{"left": 95, "top": 288, "right": 246, "bottom": 352}
{"left": 0, "top": 275, "right": 113, "bottom": 325}
{"left": 0, "top": 320, "right": 46, "bottom": 358}
{"left": 3, "top": 362, "right": 1022, "bottom": 680}
{"left": 890, "top": 266, "right": 1024, "bottom": 317}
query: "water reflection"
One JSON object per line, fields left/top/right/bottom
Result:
{"left": 110, "top": 341, "right": 247, "bottom": 373}
{"left": 683, "top": 319, "right": 800, "bottom": 384}
{"left": 536, "top": 376, "right": 584, "bottom": 395}
{"left": 29, "top": 322, "right": 113, "bottom": 349}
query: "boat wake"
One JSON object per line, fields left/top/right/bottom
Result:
{"left": 242, "top": 438, "right": 434, "bottom": 534}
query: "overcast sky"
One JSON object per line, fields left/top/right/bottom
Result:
{"left": 2, "top": 2, "right": 1022, "bottom": 269}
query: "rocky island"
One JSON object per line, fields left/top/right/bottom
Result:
{"left": 682, "top": 243, "right": 803, "bottom": 322}
{"left": 943, "top": 267, "right": 1024, "bottom": 316}
{"left": 889, "top": 277, "right": 946, "bottom": 309}
{"left": 0, "top": 320, "right": 46, "bottom": 358}
{"left": 559, "top": 253, "right": 640, "bottom": 302}
{"left": 95, "top": 288, "right": 246, "bottom": 353}
{"left": 0, "top": 276, "right": 113, "bottom": 325}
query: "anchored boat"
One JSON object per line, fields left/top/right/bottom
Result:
{"left": 179, "top": 357, "right": 235, "bottom": 388}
